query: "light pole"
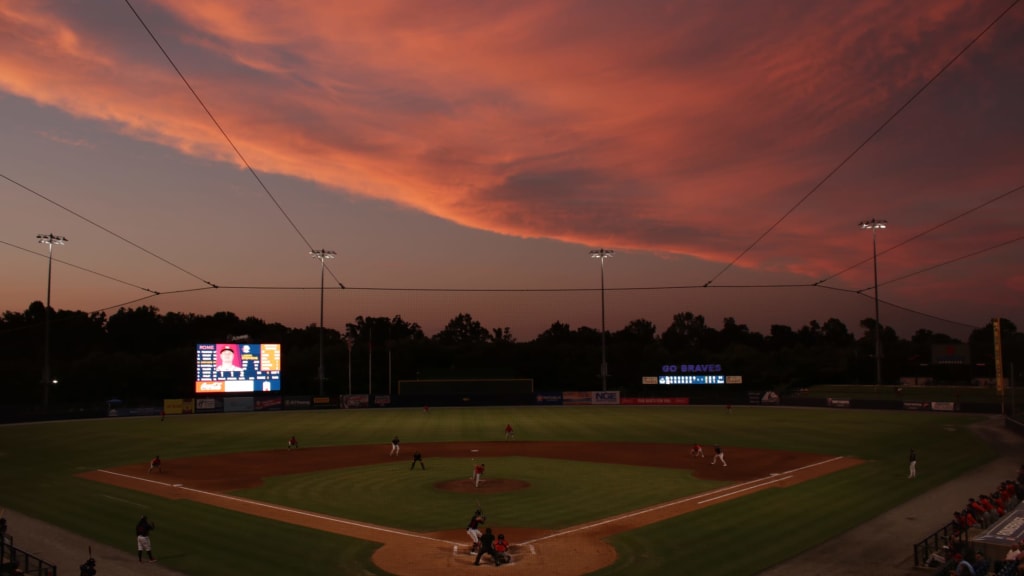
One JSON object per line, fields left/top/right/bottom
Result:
{"left": 345, "top": 336, "right": 354, "bottom": 397}
{"left": 37, "top": 233, "right": 67, "bottom": 407}
{"left": 859, "top": 219, "right": 886, "bottom": 387}
{"left": 589, "top": 248, "right": 614, "bottom": 391}
{"left": 309, "top": 249, "right": 336, "bottom": 396}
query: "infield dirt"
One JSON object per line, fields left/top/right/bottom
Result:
{"left": 81, "top": 441, "right": 860, "bottom": 575}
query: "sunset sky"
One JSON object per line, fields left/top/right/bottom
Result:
{"left": 1, "top": 0, "right": 1022, "bottom": 343}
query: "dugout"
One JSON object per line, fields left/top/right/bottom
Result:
{"left": 395, "top": 378, "right": 534, "bottom": 406}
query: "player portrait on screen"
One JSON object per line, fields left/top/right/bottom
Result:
{"left": 215, "top": 346, "right": 242, "bottom": 372}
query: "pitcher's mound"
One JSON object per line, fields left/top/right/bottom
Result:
{"left": 436, "top": 478, "right": 530, "bottom": 494}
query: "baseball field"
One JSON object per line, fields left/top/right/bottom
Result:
{"left": 0, "top": 405, "right": 998, "bottom": 575}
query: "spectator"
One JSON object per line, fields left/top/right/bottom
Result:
{"left": 1007, "top": 544, "right": 1021, "bottom": 563}
{"left": 952, "top": 556, "right": 975, "bottom": 576}
{"left": 971, "top": 551, "right": 989, "bottom": 576}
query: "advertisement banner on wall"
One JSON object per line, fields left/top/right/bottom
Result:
{"left": 312, "top": 396, "right": 336, "bottom": 408}
{"left": 903, "top": 402, "right": 932, "bottom": 411}
{"left": 196, "top": 397, "right": 218, "bottom": 412}
{"left": 535, "top": 393, "right": 563, "bottom": 405}
{"left": 285, "top": 397, "right": 312, "bottom": 409}
{"left": 374, "top": 395, "right": 392, "bottom": 407}
{"left": 255, "top": 396, "right": 283, "bottom": 411}
{"left": 592, "top": 391, "right": 620, "bottom": 404}
{"left": 562, "top": 391, "right": 593, "bottom": 405}
{"left": 343, "top": 394, "right": 370, "bottom": 408}
{"left": 621, "top": 397, "right": 690, "bottom": 405}
{"left": 224, "top": 396, "right": 255, "bottom": 412}
{"left": 931, "top": 401, "right": 956, "bottom": 412}
{"left": 827, "top": 398, "right": 851, "bottom": 408}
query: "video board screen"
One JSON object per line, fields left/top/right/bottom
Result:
{"left": 195, "top": 343, "right": 281, "bottom": 393}
{"left": 658, "top": 375, "right": 725, "bottom": 385}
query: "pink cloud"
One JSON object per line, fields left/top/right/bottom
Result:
{"left": 0, "top": 0, "right": 1020, "bottom": 288}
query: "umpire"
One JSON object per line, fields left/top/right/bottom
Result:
{"left": 474, "top": 527, "right": 499, "bottom": 566}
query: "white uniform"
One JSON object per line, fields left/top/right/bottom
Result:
{"left": 711, "top": 446, "right": 727, "bottom": 466}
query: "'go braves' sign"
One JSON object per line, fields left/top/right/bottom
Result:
{"left": 661, "top": 364, "right": 722, "bottom": 374}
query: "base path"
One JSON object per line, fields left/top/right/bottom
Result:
{"left": 81, "top": 442, "right": 860, "bottom": 576}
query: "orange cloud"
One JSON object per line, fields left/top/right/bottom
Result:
{"left": 0, "top": 0, "right": 1020, "bottom": 287}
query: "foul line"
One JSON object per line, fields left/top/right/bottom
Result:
{"left": 96, "top": 469, "right": 461, "bottom": 546}
{"left": 98, "top": 455, "right": 847, "bottom": 549}
{"left": 523, "top": 456, "right": 846, "bottom": 545}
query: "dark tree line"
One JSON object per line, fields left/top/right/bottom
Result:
{"left": 0, "top": 301, "right": 1019, "bottom": 405}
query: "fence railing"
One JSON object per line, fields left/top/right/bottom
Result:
{"left": 1, "top": 536, "right": 57, "bottom": 576}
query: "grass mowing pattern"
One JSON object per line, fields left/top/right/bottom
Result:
{"left": 236, "top": 457, "right": 726, "bottom": 532}
{"left": 0, "top": 406, "right": 997, "bottom": 576}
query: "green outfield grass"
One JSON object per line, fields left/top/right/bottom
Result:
{"left": 236, "top": 457, "right": 726, "bottom": 531}
{"left": 0, "top": 405, "right": 999, "bottom": 575}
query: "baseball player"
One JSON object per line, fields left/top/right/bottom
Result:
{"left": 135, "top": 515, "right": 156, "bottom": 563}
{"left": 79, "top": 557, "right": 97, "bottom": 576}
{"left": 690, "top": 443, "right": 704, "bottom": 458}
{"left": 147, "top": 455, "right": 162, "bottom": 474}
{"left": 711, "top": 445, "right": 727, "bottom": 466}
{"left": 410, "top": 451, "right": 425, "bottom": 470}
{"left": 504, "top": 423, "right": 515, "bottom": 440}
{"left": 494, "top": 533, "right": 512, "bottom": 565}
{"left": 908, "top": 449, "right": 917, "bottom": 479}
{"left": 473, "top": 462, "right": 486, "bottom": 487}
{"left": 287, "top": 435, "right": 298, "bottom": 450}
{"left": 390, "top": 435, "right": 400, "bottom": 456}
{"left": 466, "top": 509, "right": 485, "bottom": 554}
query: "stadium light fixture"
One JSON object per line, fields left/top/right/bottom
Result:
{"left": 310, "top": 249, "right": 336, "bottom": 396}
{"left": 859, "top": 219, "right": 886, "bottom": 388}
{"left": 590, "top": 248, "right": 614, "bottom": 391}
{"left": 37, "top": 233, "right": 67, "bottom": 407}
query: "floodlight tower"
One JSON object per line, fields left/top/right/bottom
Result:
{"left": 310, "top": 249, "right": 336, "bottom": 396}
{"left": 37, "top": 233, "right": 67, "bottom": 407}
{"left": 589, "top": 248, "right": 614, "bottom": 391}
{"left": 859, "top": 219, "right": 886, "bottom": 387}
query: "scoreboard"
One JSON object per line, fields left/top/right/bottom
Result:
{"left": 195, "top": 343, "right": 282, "bottom": 393}
{"left": 657, "top": 375, "right": 726, "bottom": 385}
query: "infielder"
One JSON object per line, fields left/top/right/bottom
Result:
{"left": 690, "top": 443, "right": 704, "bottom": 458}
{"left": 390, "top": 435, "right": 400, "bottom": 456}
{"left": 711, "top": 445, "right": 727, "bottom": 466}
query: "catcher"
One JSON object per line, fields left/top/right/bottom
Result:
{"left": 494, "top": 533, "right": 512, "bottom": 565}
